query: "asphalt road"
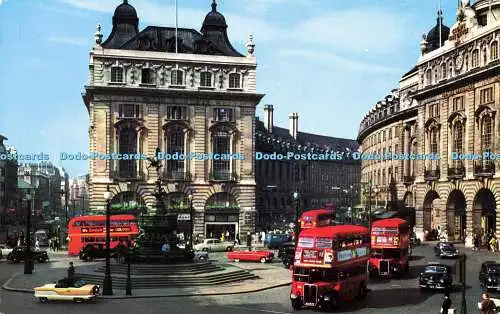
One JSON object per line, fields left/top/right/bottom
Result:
{"left": 0, "top": 243, "right": 498, "bottom": 314}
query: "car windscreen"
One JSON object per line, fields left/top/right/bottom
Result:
{"left": 487, "top": 265, "right": 500, "bottom": 274}
{"left": 441, "top": 243, "right": 455, "bottom": 249}
{"left": 72, "top": 280, "right": 87, "bottom": 288}
{"left": 424, "top": 266, "right": 447, "bottom": 273}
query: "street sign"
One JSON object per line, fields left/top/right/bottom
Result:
{"left": 177, "top": 214, "right": 190, "bottom": 221}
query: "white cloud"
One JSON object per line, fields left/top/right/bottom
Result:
{"left": 278, "top": 49, "right": 402, "bottom": 74}
{"left": 0, "top": 0, "right": 6, "bottom": 6}
{"left": 48, "top": 36, "right": 89, "bottom": 46}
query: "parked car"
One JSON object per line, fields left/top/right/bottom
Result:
{"left": 0, "top": 244, "right": 13, "bottom": 256}
{"left": 419, "top": 263, "right": 453, "bottom": 291}
{"left": 79, "top": 243, "right": 110, "bottom": 261}
{"left": 194, "top": 250, "right": 209, "bottom": 261}
{"left": 434, "top": 242, "right": 459, "bottom": 258}
{"left": 227, "top": 250, "right": 274, "bottom": 263}
{"left": 193, "top": 239, "right": 234, "bottom": 252}
{"left": 264, "top": 234, "right": 291, "bottom": 249}
{"left": 34, "top": 278, "right": 100, "bottom": 303}
{"left": 278, "top": 242, "right": 295, "bottom": 268}
{"left": 479, "top": 261, "right": 500, "bottom": 291}
{"left": 7, "top": 246, "right": 49, "bottom": 263}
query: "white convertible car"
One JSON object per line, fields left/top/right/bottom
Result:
{"left": 34, "top": 278, "right": 100, "bottom": 303}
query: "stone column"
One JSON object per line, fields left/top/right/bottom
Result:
{"left": 465, "top": 203, "right": 474, "bottom": 247}
{"left": 415, "top": 205, "right": 425, "bottom": 241}
{"left": 404, "top": 125, "right": 411, "bottom": 177}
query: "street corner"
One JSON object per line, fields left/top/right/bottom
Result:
{"left": 2, "top": 268, "right": 67, "bottom": 293}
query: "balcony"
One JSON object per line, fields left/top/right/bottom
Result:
{"left": 112, "top": 169, "right": 145, "bottom": 181}
{"left": 162, "top": 170, "right": 192, "bottom": 182}
{"left": 473, "top": 160, "right": 495, "bottom": 177}
{"left": 424, "top": 167, "right": 440, "bottom": 181}
{"left": 447, "top": 162, "right": 465, "bottom": 179}
{"left": 208, "top": 171, "right": 238, "bottom": 182}
{"left": 403, "top": 175, "right": 415, "bottom": 185}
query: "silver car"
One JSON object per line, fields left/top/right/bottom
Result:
{"left": 193, "top": 239, "right": 234, "bottom": 252}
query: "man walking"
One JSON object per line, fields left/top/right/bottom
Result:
{"left": 161, "top": 240, "right": 170, "bottom": 264}
{"left": 67, "top": 262, "right": 75, "bottom": 279}
{"left": 441, "top": 292, "right": 451, "bottom": 314}
{"left": 479, "top": 293, "right": 496, "bottom": 314}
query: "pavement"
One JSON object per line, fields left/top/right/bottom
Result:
{"left": 2, "top": 259, "right": 292, "bottom": 298}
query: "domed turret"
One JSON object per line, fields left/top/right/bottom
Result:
{"left": 201, "top": 0, "right": 227, "bottom": 34}
{"left": 425, "top": 10, "right": 450, "bottom": 52}
{"left": 102, "top": 0, "right": 140, "bottom": 49}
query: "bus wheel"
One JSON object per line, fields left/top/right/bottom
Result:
{"left": 320, "top": 298, "right": 336, "bottom": 312}
{"left": 291, "top": 298, "right": 302, "bottom": 310}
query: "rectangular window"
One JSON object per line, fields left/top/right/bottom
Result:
{"left": 491, "top": 42, "right": 498, "bottom": 60}
{"left": 472, "top": 50, "right": 479, "bottom": 68}
{"left": 166, "top": 106, "right": 187, "bottom": 120}
{"left": 200, "top": 72, "right": 212, "bottom": 87}
{"left": 141, "top": 68, "right": 155, "bottom": 84}
{"left": 452, "top": 96, "right": 464, "bottom": 111}
{"left": 480, "top": 87, "right": 493, "bottom": 104}
{"left": 228, "top": 73, "right": 241, "bottom": 89}
{"left": 111, "top": 67, "right": 124, "bottom": 83}
{"left": 119, "top": 104, "right": 141, "bottom": 118}
{"left": 478, "top": 14, "right": 487, "bottom": 26}
{"left": 428, "top": 103, "right": 439, "bottom": 118}
{"left": 214, "top": 108, "right": 234, "bottom": 122}
{"left": 394, "top": 126, "right": 400, "bottom": 137}
{"left": 171, "top": 70, "right": 184, "bottom": 86}
{"left": 383, "top": 131, "right": 386, "bottom": 141}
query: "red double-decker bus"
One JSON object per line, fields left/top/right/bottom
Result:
{"left": 67, "top": 215, "right": 139, "bottom": 256}
{"left": 290, "top": 225, "right": 370, "bottom": 311}
{"left": 369, "top": 218, "right": 410, "bottom": 277}
{"left": 299, "top": 209, "right": 335, "bottom": 229}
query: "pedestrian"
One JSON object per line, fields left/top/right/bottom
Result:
{"left": 35, "top": 239, "right": 40, "bottom": 251}
{"left": 479, "top": 292, "right": 496, "bottom": 314}
{"left": 67, "top": 262, "right": 75, "bottom": 279}
{"left": 489, "top": 236, "right": 497, "bottom": 253}
{"left": 161, "top": 240, "right": 170, "bottom": 264}
{"left": 441, "top": 292, "right": 451, "bottom": 314}
{"left": 48, "top": 238, "right": 53, "bottom": 252}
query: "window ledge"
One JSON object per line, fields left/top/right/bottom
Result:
{"left": 109, "top": 82, "right": 126, "bottom": 86}
{"left": 227, "top": 88, "right": 243, "bottom": 91}
{"left": 169, "top": 85, "right": 186, "bottom": 89}
{"left": 198, "top": 86, "right": 215, "bottom": 90}
{"left": 211, "top": 120, "right": 235, "bottom": 124}
{"left": 139, "top": 83, "right": 156, "bottom": 87}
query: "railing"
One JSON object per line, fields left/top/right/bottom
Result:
{"left": 112, "top": 169, "right": 145, "bottom": 181}
{"left": 473, "top": 160, "right": 495, "bottom": 177}
{"left": 424, "top": 167, "right": 440, "bottom": 181}
{"left": 447, "top": 162, "right": 465, "bottom": 179}
{"left": 403, "top": 175, "right": 415, "bottom": 185}
{"left": 208, "top": 171, "right": 238, "bottom": 182}
{"left": 162, "top": 170, "right": 192, "bottom": 181}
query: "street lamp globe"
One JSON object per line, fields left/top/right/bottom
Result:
{"left": 293, "top": 191, "right": 298, "bottom": 200}
{"left": 188, "top": 194, "right": 193, "bottom": 201}
{"left": 103, "top": 188, "right": 113, "bottom": 201}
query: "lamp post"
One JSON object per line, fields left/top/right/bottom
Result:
{"left": 60, "top": 189, "right": 68, "bottom": 246}
{"left": 460, "top": 254, "right": 467, "bottom": 314}
{"left": 188, "top": 193, "right": 194, "bottom": 250}
{"left": 125, "top": 239, "right": 132, "bottom": 296}
{"left": 293, "top": 191, "right": 299, "bottom": 246}
{"left": 103, "top": 185, "right": 113, "bottom": 296}
{"left": 367, "top": 182, "right": 373, "bottom": 231}
{"left": 24, "top": 190, "right": 33, "bottom": 274}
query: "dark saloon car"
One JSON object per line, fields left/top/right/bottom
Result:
{"left": 434, "top": 242, "right": 459, "bottom": 258}
{"left": 278, "top": 242, "right": 295, "bottom": 268}
{"left": 79, "top": 243, "right": 109, "bottom": 261}
{"left": 419, "top": 263, "right": 453, "bottom": 291}
{"left": 7, "top": 246, "right": 49, "bottom": 263}
{"left": 479, "top": 261, "right": 500, "bottom": 291}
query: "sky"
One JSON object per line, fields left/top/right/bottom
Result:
{"left": 0, "top": 0, "right": 462, "bottom": 178}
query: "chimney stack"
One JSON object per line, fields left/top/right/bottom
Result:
{"left": 289, "top": 112, "right": 298, "bottom": 139}
{"left": 263, "top": 104, "right": 274, "bottom": 133}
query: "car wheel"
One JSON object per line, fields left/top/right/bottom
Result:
{"left": 226, "top": 247, "right": 233, "bottom": 252}
{"left": 234, "top": 258, "right": 240, "bottom": 262}
{"left": 74, "top": 298, "right": 84, "bottom": 303}
{"left": 39, "top": 297, "right": 48, "bottom": 303}
{"left": 260, "top": 257, "right": 267, "bottom": 263}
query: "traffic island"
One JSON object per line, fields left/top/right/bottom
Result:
{"left": 2, "top": 262, "right": 292, "bottom": 298}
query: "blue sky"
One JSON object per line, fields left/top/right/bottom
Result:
{"left": 0, "top": 0, "right": 460, "bottom": 177}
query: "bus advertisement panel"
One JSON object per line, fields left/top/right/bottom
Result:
{"left": 369, "top": 218, "right": 410, "bottom": 277}
{"left": 67, "top": 215, "right": 139, "bottom": 256}
{"left": 290, "top": 225, "right": 370, "bottom": 311}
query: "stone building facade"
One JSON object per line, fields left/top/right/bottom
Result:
{"left": 256, "top": 105, "right": 360, "bottom": 230}
{"left": 357, "top": 0, "right": 500, "bottom": 245}
{"left": 83, "top": 1, "right": 263, "bottom": 240}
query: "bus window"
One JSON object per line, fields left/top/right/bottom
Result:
{"left": 119, "top": 236, "right": 128, "bottom": 242}
{"left": 111, "top": 237, "right": 118, "bottom": 242}
{"left": 96, "top": 237, "right": 105, "bottom": 242}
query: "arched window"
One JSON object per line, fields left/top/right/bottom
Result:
{"left": 118, "top": 127, "right": 137, "bottom": 178}
{"left": 472, "top": 50, "right": 479, "bottom": 68}
{"left": 491, "top": 41, "right": 499, "bottom": 60}
{"left": 171, "top": 69, "right": 184, "bottom": 86}
{"left": 200, "top": 71, "right": 212, "bottom": 87}
{"left": 211, "top": 128, "right": 231, "bottom": 180}
{"left": 481, "top": 115, "right": 493, "bottom": 152}
{"left": 141, "top": 68, "right": 155, "bottom": 84}
{"left": 228, "top": 73, "right": 241, "bottom": 89}
{"left": 453, "top": 122, "right": 463, "bottom": 154}
{"left": 111, "top": 67, "right": 124, "bottom": 83}
{"left": 165, "top": 125, "right": 186, "bottom": 180}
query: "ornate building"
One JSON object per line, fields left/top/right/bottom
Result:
{"left": 83, "top": 1, "right": 263, "bottom": 240}
{"left": 357, "top": 0, "right": 500, "bottom": 245}
{"left": 256, "top": 105, "right": 360, "bottom": 229}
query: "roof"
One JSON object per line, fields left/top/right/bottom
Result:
{"left": 301, "top": 209, "right": 333, "bottom": 217}
{"left": 372, "top": 218, "right": 408, "bottom": 228}
{"left": 299, "top": 225, "right": 369, "bottom": 237}
{"left": 402, "top": 66, "right": 418, "bottom": 78}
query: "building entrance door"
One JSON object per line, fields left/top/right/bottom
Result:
{"left": 205, "top": 223, "right": 238, "bottom": 242}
